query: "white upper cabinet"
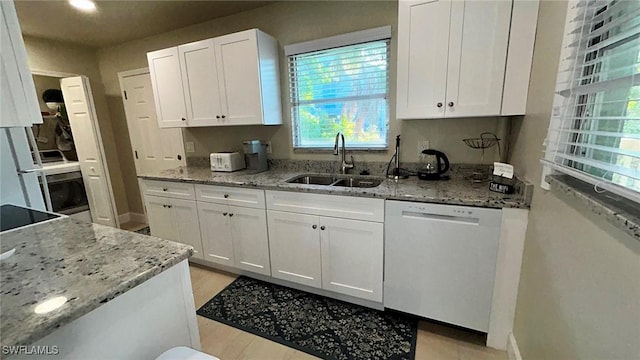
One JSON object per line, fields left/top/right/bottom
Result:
{"left": 396, "top": 0, "right": 538, "bottom": 119}
{"left": 147, "top": 47, "right": 188, "bottom": 128}
{"left": 444, "top": 0, "right": 511, "bottom": 118}
{"left": 1, "top": 1, "right": 42, "bottom": 127}
{"left": 147, "top": 29, "right": 283, "bottom": 128}
{"left": 178, "top": 39, "right": 223, "bottom": 127}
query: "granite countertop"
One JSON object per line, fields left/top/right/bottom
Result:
{"left": 547, "top": 174, "right": 639, "bottom": 240}
{"left": 139, "top": 165, "right": 532, "bottom": 209}
{"left": 0, "top": 218, "right": 193, "bottom": 348}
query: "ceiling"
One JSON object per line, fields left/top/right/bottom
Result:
{"left": 15, "top": 0, "right": 273, "bottom": 48}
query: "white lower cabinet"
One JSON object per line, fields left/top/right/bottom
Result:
{"left": 197, "top": 202, "right": 235, "bottom": 266}
{"left": 197, "top": 202, "right": 271, "bottom": 276}
{"left": 267, "top": 210, "right": 322, "bottom": 288}
{"left": 144, "top": 195, "right": 204, "bottom": 259}
{"left": 320, "top": 217, "right": 383, "bottom": 302}
{"left": 267, "top": 208, "right": 384, "bottom": 302}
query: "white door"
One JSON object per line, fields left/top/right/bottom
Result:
{"left": 172, "top": 198, "right": 204, "bottom": 259}
{"left": 320, "top": 218, "right": 384, "bottom": 302}
{"left": 444, "top": 0, "right": 511, "bottom": 117}
{"left": 145, "top": 195, "right": 177, "bottom": 240}
{"left": 396, "top": 0, "right": 451, "bottom": 119}
{"left": 229, "top": 206, "right": 271, "bottom": 276}
{"left": 267, "top": 210, "right": 322, "bottom": 288}
{"left": 214, "top": 30, "right": 263, "bottom": 125}
{"left": 120, "top": 71, "right": 186, "bottom": 174}
{"left": 197, "top": 201, "right": 234, "bottom": 266}
{"left": 178, "top": 39, "right": 224, "bottom": 127}
{"left": 147, "top": 47, "right": 188, "bottom": 128}
{"left": 61, "top": 76, "right": 118, "bottom": 227}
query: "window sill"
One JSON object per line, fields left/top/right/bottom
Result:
{"left": 545, "top": 174, "right": 640, "bottom": 241}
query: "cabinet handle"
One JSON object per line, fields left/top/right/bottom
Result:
{"left": 162, "top": 205, "right": 166, "bottom": 208}
{"left": 167, "top": 205, "right": 172, "bottom": 209}
{"left": 312, "top": 225, "right": 317, "bottom": 229}
{"left": 437, "top": 102, "right": 443, "bottom": 108}
{"left": 162, "top": 188, "right": 168, "bottom": 191}
{"left": 216, "top": 115, "right": 220, "bottom": 119}
{"left": 223, "top": 212, "right": 228, "bottom": 216}
{"left": 221, "top": 115, "right": 226, "bottom": 119}
{"left": 320, "top": 226, "right": 325, "bottom": 231}
{"left": 229, "top": 213, "right": 234, "bottom": 217}
{"left": 224, "top": 194, "right": 229, "bottom": 198}
{"left": 448, "top": 102, "right": 454, "bottom": 107}
{"left": 181, "top": 117, "right": 186, "bottom": 121}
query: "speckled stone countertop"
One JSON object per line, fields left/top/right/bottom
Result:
{"left": 139, "top": 165, "right": 532, "bottom": 209}
{"left": 0, "top": 218, "right": 193, "bottom": 348}
{"left": 547, "top": 175, "right": 639, "bottom": 240}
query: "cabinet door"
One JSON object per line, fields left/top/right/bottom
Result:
{"left": 147, "top": 47, "right": 188, "bottom": 128}
{"left": 1, "top": 1, "right": 41, "bottom": 127}
{"left": 444, "top": 0, "right": 511, "bottom": 117}
{"left": 396, "top": 0, "right": 451, "bottom": 119}
{"left": 197, "top": 202, "right": 234, "bottom": 266}
{"left": 267, "top": 210, "right": 322, "bottom": 288}
{"left": 320, "top": 218, "right": 383, "bottom": 302}
{"left": 171, "top": 198, "right": 204, "bottom": 259}
{"left": 229, "top": 206, "right": 271, "bottom": 276}
{"left": 178, "top": 39, "right": 224, "bottom": 127}
{"left": 144, "top": 195, "right": 178, "bottom": 241}
{"left": 214, "top": 30, "right": 263, "bottom": 125}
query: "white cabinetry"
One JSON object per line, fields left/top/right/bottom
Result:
{"left": 144, "top": 194, "right": 204, "bottom": 259}
{"left": 397, "top": 0, "right": 537, "bottom": 118}
{"left": 196, "top": 185, "right": 271, "bottom": 276}
{"left": 266, "top": 191, "right": 384, "bottom": 302}
{"left": 147, "top": 29, "right": 282, "bottom": 128}
{"left": 1, "top": 1, "right": 42, "bottom": 127}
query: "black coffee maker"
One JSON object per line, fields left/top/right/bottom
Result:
{"left": 417, "top": 149, "right": 450, "bottom": 180}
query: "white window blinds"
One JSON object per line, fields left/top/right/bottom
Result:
{"left": 286, "top": 27, "right": 391, "bottom": 149}
{"left": 543, "top": 0, "right": 640, "bottom": 202}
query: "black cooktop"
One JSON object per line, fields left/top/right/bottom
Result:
{"left": 0, "top": 204, "right": 61, "bottom": 232}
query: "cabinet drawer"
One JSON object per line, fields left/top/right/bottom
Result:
{"left": 265, "top": 191, "right": 384, "bottom": 222}
{"left": 195, "top": 184, "right": 265, "bottom": 209}
{"left": 141, "top": 180, "right": 195, "bottom": 200}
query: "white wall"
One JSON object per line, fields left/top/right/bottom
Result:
{"left": 509, "top": 1, "right": 640, "bottom": 358}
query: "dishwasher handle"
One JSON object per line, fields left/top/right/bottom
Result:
{"left": 401, "top": 210, "right": 480, "bottom": 225}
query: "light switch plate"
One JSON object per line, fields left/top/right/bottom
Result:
{"left": 186, "top": 141, "right": 195, "bottom": 153}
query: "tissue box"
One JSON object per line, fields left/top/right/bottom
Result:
{"left": 489, "top": 174, "right": 516, "bottom": 194}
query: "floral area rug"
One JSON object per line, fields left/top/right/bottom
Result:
{"left": 196, "top": 276, "right": 417, "bottom": 360}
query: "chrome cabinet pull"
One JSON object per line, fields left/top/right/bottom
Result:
{"left": 320, "top": 226, "right": 326, "bottom": 231}
{"left": 437, "top": 102, "right": 443, "bottom": 108}
{"left": 312, "top": 225, "right": 317, "bottom": 229}
{"left": 448, "top": 102, "right": 454, "bottom": 107}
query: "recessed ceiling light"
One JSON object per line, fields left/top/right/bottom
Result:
{"left": 69, "top": 0, "right": 96, "bottom": 12}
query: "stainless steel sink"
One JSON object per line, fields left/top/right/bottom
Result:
{"left": 286, "top": 174, "right": 338, "bottom": 185}
{"left": 332, "top": 177, "right": 383, "bottom": 188}
{"left": 285, "top": 174, "right": 383, "bottom": 188}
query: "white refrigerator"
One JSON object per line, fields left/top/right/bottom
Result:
{"left": 0, "top": 127, "right": 48, "bottom": 210}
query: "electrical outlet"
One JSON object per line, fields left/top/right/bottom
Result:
{"left": 265, "top": 141, "right": 272, "bottom": 154}
{"left": 418, "top": 140, "right": 430, "bottom": 153}
{"left": 186, "top": 141, "right": 195, "bottom": 153}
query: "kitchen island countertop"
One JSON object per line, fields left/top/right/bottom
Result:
{"left": 138, "top": 166, "right": 532, "bottom": 209}
{"left": 0, "top": 218, "right": 193, "bottom": 348}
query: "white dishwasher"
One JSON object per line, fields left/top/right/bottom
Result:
{"left": 384, "top": 200, "right": 501, "bottom": 332}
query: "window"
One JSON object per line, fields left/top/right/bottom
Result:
{"left": 544, "top": 0, "right": 640, "bottom": 202}
{"left": 286, "top": 27, "right": 391, "bottom": 149}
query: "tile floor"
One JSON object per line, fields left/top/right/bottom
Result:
{"left": 189, "top": 264, "right": 507, "bottom": 360}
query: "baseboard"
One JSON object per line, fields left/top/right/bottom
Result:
{"left": 507, "top": 333, "right": 523, "bottom": 360}
{"left": 118, "top": 212, "right": 147, "bottom": 225}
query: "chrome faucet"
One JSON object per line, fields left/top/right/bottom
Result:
{"left": 334, "top": 132, "right": 354, "bottom": 174}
